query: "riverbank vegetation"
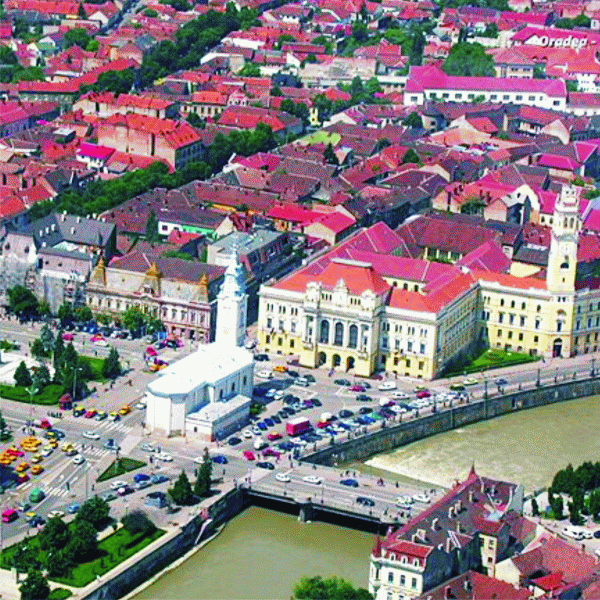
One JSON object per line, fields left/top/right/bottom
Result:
{"left": 292, "top": 575, "right": 373, "bottom": 599}
{"left": 1, "top": 497, "right": 164, "bottom": 590}
{"left": 546, "top": 461, "right": 600, "bottom": 524}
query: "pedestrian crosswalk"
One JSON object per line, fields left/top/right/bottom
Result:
{"left": 17, "top": 481, "right": 71, "bottom": 498}
{"left": 95, "top": 421, "right": 133, "bottom": 433}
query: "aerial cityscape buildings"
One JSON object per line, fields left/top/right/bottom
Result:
{"left": 1, "top": 0, "right": 600, "bottom": 597}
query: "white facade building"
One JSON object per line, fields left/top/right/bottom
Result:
{"left": 144, "top": 250, "right": 253, "bottom": 441}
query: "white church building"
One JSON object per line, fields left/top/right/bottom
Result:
{"left": 144, "top": 250, "right": 253, "bottom": 441}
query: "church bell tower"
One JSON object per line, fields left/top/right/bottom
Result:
{"left": 216, "top": 247, "right": 248, "bottom": 347}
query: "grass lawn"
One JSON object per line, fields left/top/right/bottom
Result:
{"left": 82, "top": 356, "right": 106, "bottom": 382}
{"left": 52, "top": 527, "right": 165, "bottom": 588}
{"left": 0, "top": 383, "right": 64, "bottom": 405}
{"left": 49, "top": 588, "right": 72, "bottom": 600}
{"left": 97, "top": 457, "right": 146, "bottom": 483}
{"left": 445, "top": 348, "right": 539, "bottom": 377}
{"left": 0, "top": 527, "right": 164, "bottom": 589}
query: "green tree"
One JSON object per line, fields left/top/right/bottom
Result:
{"left": 589, "top": 489, "right": 600, "bottom": 519}
{"left": 76, "top": 495, "right": 111, "bottom": 530}
{"left": 39, "top": 323, "right": 54, "bottom": 354}
{"left": 292, "top": 576, "right": 373, "bottom": 600}
{"left": 169, "top": 470, "right": 195, "bottom": 505}
{"left": 64, "top": 28, "right": 91, "bottom": 49}
{"left": 93, "top": 68, "right": 135, "bottom": 95}
{"left": 271, "top": 85, "right": 283, "bottom": 96}
{"left": 442, "top": 42, "right": 495, "bottom": 77}
{"left": 323, "top": 143, "right": 339, "bottom": 165}
{"left": 187, "top": 111, "right": 202, "bottom": 127}
{"left": 65, "top": 519, "right": 98, "bottom": 561}
{"left": 57, "top": 303, "right": 74, "bottom": 326}
{"left": 0, "top": 45, "right": 18, "bottom": 65}
{"left": 0, "top": 410, "right": 10, "bottom": 441}
{"left": 14, "top": 361, "right": 32, "bottom": 387}
{"left": 19, "top": 569, "right": 50, "bottom": 600}
{"left": 274, "top": 34, "right": 295, "bottom": 49}
{"left": 351, "top": 21, "right": 368, "bottom": 42}
{"left": 573, "top": 13, "right": 591, "bottom": 27}
{"left": 409, "top": 28, "right": 425, "bottom": 66}
{"left": 122, "top": 510, "right": 156, "bottom": 535}
{"left": 238, "top": 62, "right": 260, "bottom": 77}
{"left": 74, "top": 305, "right": 93, "bottom": 323}
{"left": 39, "top": 516, "right": 70, "bottom": 553}
{"left": 52, "top": 334, "right": 65, "bottom": 382}
{"left": 78, "top": 2, "right": 86, "bottom": 17}
{"left": 403, "top": 111, "right": 423, "bottom": 129}
{"left": 531, "top": 498, "right": 539, "bottom": 517}
{"left": 194, "top": 447, "right": 212, "bottom": 497}
{"left": 45, "top": 549, "right": 72, "bottom": 578}
{"left": 31, "top": 338, "right": 49, "bottom": 360}
{"left": 7, "top": 285, "right": 39, "bottom": 319}
{"left": 145, "top": 210, "right": 161, "bottom": 244}
{"left": 122, "top": 306, "right": 145, "bottom": 333}
{"left": 102, "top": 347, "right": 122, "bottom": 380}
{"left": 551, "top": 495, "right": 564, "bottom": 520}
{"left": 481, "top": 22, "right": 498, "bottom": 37}
{"left": 13, "top": 541, "right": 39, "bottom": 576}
{"left": 144, "top": 8, "right": 158, "bottom": 16}
{"left": 32, "top": 364, "right": 51, "bottom": 390}
{"left": 402, "top": 149, "right": 420, "bottom": 164}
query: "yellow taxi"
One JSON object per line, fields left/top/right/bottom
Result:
{"left": 61, "top": 442, "right": 74, "bottom": 452}
{"left": 25, "top": 511, "right": 36, "bottom": 520}
{"left": 30, "top": 454, "right": 42, "bottom": 464}
{"left": 118, "top": 406, "right": 131, "bottom": 416}
{"left": 31, "top": 465, "right": 43, "bottom": 475}
{"left": 15, "top": 461, "right": 29, "bottom": 472}
{"left": 44, "top": 430, "right": 57, "bottom": 439}
{"left": 273, "top": 365, "right": 288, "bottom": 373}
{"left": 48, "top": 439, "right": 58, "bottom": 448}
{"left": 65, "top": 448, "right": 77, "bottom": 456}
{"left": 0, "top": 456, "right": 12, "bottom": 466}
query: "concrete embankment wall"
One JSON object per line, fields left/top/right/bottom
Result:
{"left": 79, "top": 487, "right": 245, "bottom": 600}
{"left": 303, "top": 377, "right": 600, "bottom": 466}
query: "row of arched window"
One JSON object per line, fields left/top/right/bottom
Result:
{"left": 318, "top": 320, "right": 359, "bottom": 348}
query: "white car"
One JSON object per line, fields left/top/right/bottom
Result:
{"left": 135, "top": 402, "right": 146, "bottom": 410}
{"left": 48, "top": 510, "right": 65, "bottom": 518}
{"left": 378, "top": 381, "right": 397, "bottom": 391}
{"left": 302, "top": 475, "right": 322, "bottom": 485}
{"left": 392, "top": 390, "right": 408, "bottom": 399}
{"left": 193, "top": 456, "right": 204, "bottom": 464}
{"left": 157, "top": 452, "right": 173, "bottom": 462}
{"left": 82, "top": 431, "right": 100, "bottom": 440}
{"left": 110, "top": 480, "right": 128, "bottom": 490}
{"left": 256, "top": 370, "right": 273, "bottom": 379}
{"left": 73, "top": 454, "right": 86, "bottom": 465}
{"left": 41, "top": 447, "right": 53, "bottom": 457}
{"left": 413, "top": 492, "right": 431, "bottom": 503}
{"left": 252, "top": 426, "right": 261, "bottom": 435}
{"left": 276, "top": 473, "right": 291, "bottom": 483}
{"left": 243, "top": 430, "right": 253, "bottom": 439}
{"left": 93, "top": 339, "right": 109, "bottom": 347}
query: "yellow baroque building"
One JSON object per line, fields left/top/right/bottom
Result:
{"left": 258, "top": 186, "right": 600, "bottom": 380}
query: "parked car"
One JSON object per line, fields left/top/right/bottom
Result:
{"left": 243, "top": 451, "right": 255, "bottom": 461}
{"left": 334, "top": 379, "right": 351, "bottom": 386}
{"left": 416, "top": 390, "right": 431, "bottom": 399}
{"left": 82, "top": 430, "right": 100, "bottom": 440}
{"left": 276, "top": 473, "right": 291, "bottom": 483}
{"left": 72, "top": 455, "right": 85, "bottom": 465}
{"left": 350, "top": 385, "right": 366, "bottom": 392}
{"left": 211, "top": 455, "right": 228, "bottom": 464}
{"left": 256, "top": 461, "right": 275, "bottom": 470}
{"left": 356, "top": 394, "right": 372, "bottom": 402}
{"left": 256, "top": 370, "right": 273, "bottom": 379}
{"left": 133, "top": 473, "right": 151, "bottom": 483}
{"left": 356, "top": 497, "right": 375, "bottom": 507}
{"left": 156, "top": 453, "right": 173, "bottom": 462}
{"left": 150, "top": 474, "right": 169, "bottom": 485}
{"left": 67, "top": 503, "right": 80, "bottom": 514}
{"left": 340, "top": 478, "right": 359, "bottom": 488}
{"left": 254, "top": 353, "right": 269, "bottom": 361}
{"left": 302, "top": 475, "right": 322, "bottom": 485}
{"left": 228, "top": 437, "right": 242, "bottom": 446}
{"left": 378, "top": 381, "right": 397, "bottom": 391}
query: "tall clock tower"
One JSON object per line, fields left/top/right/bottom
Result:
{"left": 216, "top": 247, "right": 247, "bottom": 348}
{"left": 546, "top": 185, "right": 579, "bottom": 294}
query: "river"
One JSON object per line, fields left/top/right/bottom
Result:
{"left": 133, "top": 506, "right": 374, "bottom": 600}
{"left": 135, "top": 395, "right": 600, "bottom": 599}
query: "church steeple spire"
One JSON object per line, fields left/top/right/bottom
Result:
{"left": 215, "top": 245, "right": 248, "bottom": 347}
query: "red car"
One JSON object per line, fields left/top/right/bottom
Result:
{"left": 16, "top": 473, "right": 29, "bottom": 484}
{"left": 84, "top": 410, "right": 97, "bottom": 418}
{"left": 243, "top": 451, "right": 255, "bottom": 461}
{"left": 416, "top": 390, "right": 431, "bottom": 399}
{"left": 7, "top": 448, "right": 24, "bottom": 457}
{"left": 267, "top": 432, "right": 282, "bottom": 441}
{"left": 61, "top": 332, "right": 74, "bottom": 341}
{"left": 262, "top": 448, "right": 281, "bottom": 458}
{"left": 350, "top": 385, "right": 366, "bottom": 392}
{"left": 316, "top": 421, "right": 330, "bottom": 429}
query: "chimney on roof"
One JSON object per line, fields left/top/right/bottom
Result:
{"left": 468, "top": 489, "right": 474, "bottom": 503}
{"left": 448, "top": 506, "right": 455, "bottom": 519}
{"left": 71, "top": 227, "right": 75, "bottom": 234}
{"left": 431, "top": 518, "right": 439, "bottom": 531}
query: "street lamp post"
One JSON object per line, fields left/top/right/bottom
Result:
{"left": 592, "top": 357, "right": 596, "bottom": 378}
{"left": 536, "top": 367, "right": 541, "bottom": 387}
